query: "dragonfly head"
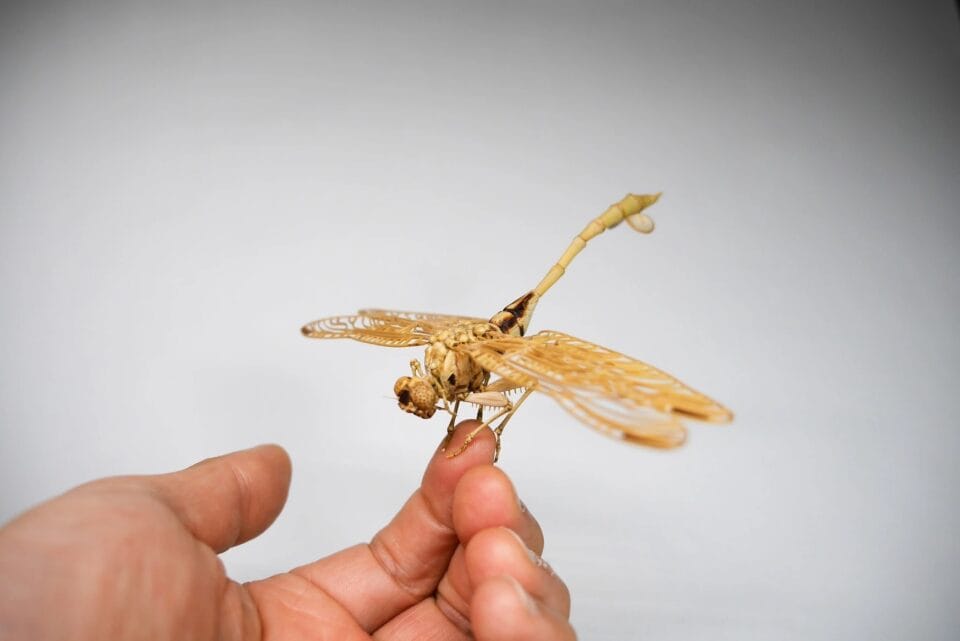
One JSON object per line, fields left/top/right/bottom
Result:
{"left": 393, "top": 376, "right": 438, "bottom": 419}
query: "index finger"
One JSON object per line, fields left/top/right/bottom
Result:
{"left": 288, "top": 421, "right": 497, "bottom": 631}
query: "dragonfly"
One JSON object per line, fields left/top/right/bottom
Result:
{"left": 302, "top": 193, "right": 733, "bottom": 460}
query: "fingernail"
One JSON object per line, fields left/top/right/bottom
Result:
{"left": 505, "top": 575, "right": 538, "bottom": 615}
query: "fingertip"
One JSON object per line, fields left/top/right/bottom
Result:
{"left": 465, "top": 527, "right": 530, "bottom": 571}
{"left": 472, "top": 575, "right": 576, "bottom": 641}
{"left": 220, "top": 444, "right": 294, "bottom": 522}
{"left": 188, "top": 443, "right": 291, "bottom": 483}
{"left": 453, "top": 466, "right": 517, "bottom": 532}
{"left": 420, "top": 421, "right": 497, "bottom": 520}
{"left": 232, "top": 443, "right": 293, "bottom": 534}
{"left": 479, "top": 574, "right": 538, "bottom": 613}
{"left": 248, "top": 444, "right": 293, "bottom": 488}
{"left": 153, "top": 443, "right": 294, "bottom": 552}
{"left": 436, "top": 420, "right": 498, "bottom": 463}
{"left": 465, "top": 527, "right": 570, "bottom": 618}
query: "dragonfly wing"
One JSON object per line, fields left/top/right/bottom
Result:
{"left": 547, "top": 391, "right": 688, "bottom": 448}
{"left": 301, "top": 309, "right": 489, "bottom": 348}
{"left": 530, "top": 331, "right": 734, "bottom": 423}
{"left": 459, "top": 331, "right": 732, "bottom": 448}
{"left": 358, "top": 309, "right": 488, "bottom": 327}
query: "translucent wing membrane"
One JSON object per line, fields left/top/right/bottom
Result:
{"left": 359, "top": 309, "right": 487, "bottom": 327}
{"left": 301, "top": 309, "right": 487, "bottom": 347}
{"left": 458, "top": 331, "right": 733, "bottom": 447}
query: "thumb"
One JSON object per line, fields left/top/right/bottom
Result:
{"left": 148, "top": 444, "right": 292, "bottom": 553}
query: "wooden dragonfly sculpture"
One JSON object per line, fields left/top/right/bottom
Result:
{"left": 302, "top": 193, "right": 732, "bottom": 460}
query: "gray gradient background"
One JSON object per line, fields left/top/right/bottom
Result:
{"left": 1, "top": 1, "right": 958, "bottom": 639}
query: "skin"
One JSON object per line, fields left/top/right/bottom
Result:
{"left": 0, "top": 422, "right": 575, "bottom": 640}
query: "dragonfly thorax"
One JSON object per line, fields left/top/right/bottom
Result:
{"left": 425, "top": 321, "right": 501, "bottom": 401}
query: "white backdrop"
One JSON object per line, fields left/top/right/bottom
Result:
{"left": 1, "top": 2, "right": 958, "bottom": 639}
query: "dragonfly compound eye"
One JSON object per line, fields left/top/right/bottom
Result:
{"left": 393, "top": 376, "right": 437, "bottom": 419}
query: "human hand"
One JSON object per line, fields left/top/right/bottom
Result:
{"left": 0, "top": 422, "right": 574, "bottom": 640}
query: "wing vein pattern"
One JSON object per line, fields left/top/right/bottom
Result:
{"left": 458, "top": 330, "right": 732, "bottom": 447}
{"left": 301, "top": 309, "right": 487, "bottom": 347}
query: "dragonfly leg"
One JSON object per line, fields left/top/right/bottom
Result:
{"left": 441, "top": 399, "right": 461, "bottom": 451}
{"left": 445, "top": 405, "right": 513, "bottom": 459}
{"left": 490, "top": 387, "right": 533, "bottom": 462}
{"left": 409, "top": 359, "right": 425, "bottom": 377}
{"left": 476, "top": 371, "right": 490, "bottom": 421}
{"left": 447, "top": 386, "right": 533, "bottom": 460}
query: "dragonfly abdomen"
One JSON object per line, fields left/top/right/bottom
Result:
{"left": 489, "top": 193, "right": 661, "bottom": 339}
{"left": 489, "top": 291, "right": 539, "bottom": 337}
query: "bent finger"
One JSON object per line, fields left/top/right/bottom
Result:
{"left": 453, "top": 466, "right": 544, "bottom": 554}
{"left": 435, "top": 466, "right": 546, "bottom": 620}
{"left": 291, "top": 421, "right": 497, "bottom": 631}
{"left": 465, "top": 527, "right": 570, "bottom": 617}
{"left": 146, "top": 444, "right": 292, "bottom": 552}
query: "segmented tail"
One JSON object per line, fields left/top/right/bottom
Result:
{"left": 490, "top": 193, "right": 661, "bottom": 336}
